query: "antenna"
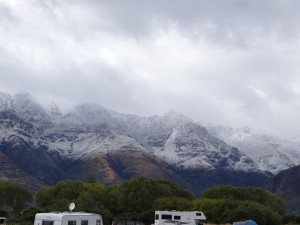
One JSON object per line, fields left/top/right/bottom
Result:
{"left": 69, "top": 203, "right": 75, "bottom": 212}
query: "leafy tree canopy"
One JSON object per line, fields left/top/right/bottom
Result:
{"left": 35, "top": 177, "right": 193, "bottom": 225}
{"left": 0, "top": 181, "right": 33, "bottom": 217}
{"left": 194, "top": 185, "right": 285, "bottom": 225}
{"left": 3, "top": 179, "right": 287, "bottom": 225}
{"left": 201, "top": 185, "right": 285, "bottom": 215}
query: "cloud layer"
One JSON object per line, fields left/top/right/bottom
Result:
{"left": 1, "top": 0, "right": 300, "bottom": 138}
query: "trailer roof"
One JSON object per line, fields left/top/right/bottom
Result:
{"left": 35, "top": 212, "right": 101, "bottom": 220}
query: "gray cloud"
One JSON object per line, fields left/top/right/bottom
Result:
{"left": 1, "top": 0, "right": 300, "bottom": 138}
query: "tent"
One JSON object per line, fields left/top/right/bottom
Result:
{"left": 233, "top": 220, "right": 258, "bottom": 225}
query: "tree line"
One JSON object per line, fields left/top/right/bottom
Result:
{"left": 0, "top": 177, "right": 298, "bottom": 225}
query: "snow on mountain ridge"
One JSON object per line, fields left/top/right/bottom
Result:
{"left": 46, "top": 102, "right": 63, "bottom": 122}
{"left": 206, "top": 124, "right": 300, "bottom": 174}
{"left": 0, "top": 91, "right": 284, "bottom": 174}
{"left": 0, "top": 92, "right": 13, "bottom": 111}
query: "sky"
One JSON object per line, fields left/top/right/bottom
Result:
{"left": 1, "top": 0, "right": 300, "bottom": 138}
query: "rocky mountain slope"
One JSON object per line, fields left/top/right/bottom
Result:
{"left": 0, "top": 91, "right": 273, "bottom": 194}
{"left": 207, "top": 125, "right": 300, "bottom": 174}
{"left": 266, "top": 164, "right": 300, "bottom": 214}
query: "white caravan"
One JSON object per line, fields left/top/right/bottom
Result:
{"left": 154, "top": 211, "right": 206, "bottom": 225}
{"left": 33, "top": 212, "right": 103, "bottom": 225}
{"left": 33, "top": 204, "right": 103, "bottom": 225}
{"left": 0, "top": 217, "right": 7, "bottom": 225}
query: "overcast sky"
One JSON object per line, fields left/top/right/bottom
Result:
{"left": 1, "top": 0, "right": 300, "bottom": 138}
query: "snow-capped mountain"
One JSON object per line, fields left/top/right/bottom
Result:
{"left": 117, "top": 111, "right": 259, "bottom": 172}
{"left": 206, "top": 125, "right": 300, "bottom": 174}
{"left": 0, "top": 91, "right": 270, "bottom": 193}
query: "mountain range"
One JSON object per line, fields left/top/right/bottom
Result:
{"left": 0, "top": 91, "right": 299, "bottom": 201}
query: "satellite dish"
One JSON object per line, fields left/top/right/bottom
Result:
{"left": 69, "top": 203, "right": 75, "bottom": 212}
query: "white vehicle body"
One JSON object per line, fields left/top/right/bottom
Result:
{"left": 0, "top": 217, "right": 7, "bottom": 225}
{"left": 154, "top": 211, "right": 206, "bottom": 225}
{"left": 33, "top": 212, "right": 103, "bottom": 225}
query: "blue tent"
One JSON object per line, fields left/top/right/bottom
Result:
{"left": 233, "top": 220, "right": 258, "bottom": 225}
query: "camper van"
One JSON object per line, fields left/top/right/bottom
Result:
{"left": 0, "top": 217, "right": 6, "bottom": 225}
{"left": 33, "top": 212, "right": 103, "bottom": 225}
{"left": 154, "top": 211, "right": 206, "bottom": 225}
{"left": 33, "top": 203, "right": 103, "bottom": 225}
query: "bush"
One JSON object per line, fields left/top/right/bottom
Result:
{"left": 194, "top": 185, "right": 284, "bottom": 225}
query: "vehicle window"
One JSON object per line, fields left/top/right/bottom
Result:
{"left": 68, "top": 220, "right": 76, "bottom": 225}
{"left": 42, "top": 221, "right": 54, "bottom": 225}
{"left": 196, "top": 213, "right": 202, "bottom": 216}
{"left": 155, "top": 215, "right": 159, "bottom": 220}
{"left": 81, "top": 220, "right": 88, "bottom": 225}
{"left": 161, "top": 215, "right": 172, "bottom": 220}
{"left": 96, "top": 220, "right": 101, "bottom": 225}
{"left": 174, "top": 216, "right": 181, "bottom": 220}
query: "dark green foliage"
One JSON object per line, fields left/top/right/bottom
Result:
{"left": 111, "top": 177, "right": 193, "bottom": 223}
{"left": 153, "top": 197, "right": 193, "bottom": 211}
{"left": 36, "top": 180, "right": 84, "bottom": 211}
{"left": 194, "top": 185, "right": 285, "bottom": 225}
{"left": 6, "top": 218, "right": 32, "bottom": 225}
{"left": 87, "top": 174, "right": 96, "bottom": 183}
{"left": 35, "top": 177, "right": 193, "bottom": 225}
{"left": 0, "top": 209, "right": 7, "bottom": 217}
{"left": 19, "top": 207, "right": 46, "bottom": 222}
{"left": 201, "top": 184, "right": 285, "bottom": 215}
{"left": 3, "top": 179, "right": 287, "bottom": 225}
{"left": 283, "top": 214, "right": 300, "bottom": 224}
{"left": 7, "top": 207, "right": 44, "bottom": 225}
{"left": 0, "top": 181, "right": 33, "bottom": 217}
{"left": 116, "top": 177, "right": 193, "bottom": 213}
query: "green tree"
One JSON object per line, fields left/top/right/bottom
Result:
{"left": 201, "top": 185, "right": 285, "bottom": 215}
{"left": 113, "top": 177, "right": 193, "bottom": 224}
{"left": 87, "top": 174, "right": 96, "bottom": 183}
{"left": 35, "top": 178, "right": 192, "bottom": 225}
{"left": 36, "top": 180, "right": 83, "bottom": 211}
{"left": 0, "top": 181, "right": 33, "bottom": 217}
{"left": 194, "top": 185, "right": 285, "bottom": 225}
{"left": 153, "top": 197, "right": 193, "bottom": 211}
{"left": 116, "top": 177, "right": 193, "bottom": 214}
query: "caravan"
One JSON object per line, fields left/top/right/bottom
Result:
{"left": 33, "top": 212, "right": 103, "bottom": 225}
{"left": 154, "top": 211, "right": 206, "bottom": 225}
{"left": 0, "top": 217, "right": 6, "bottom": 225}
{"left": 33, "top": 204, "right": 103, "bottom": 225}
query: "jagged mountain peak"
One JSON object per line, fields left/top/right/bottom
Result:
{"left": 163, "top": 110, "right": 189, "bottom": 119}
{"left": 207, "top": 124, "right": 300, "bottom": 174}
{"left": 0, "top": 91, "right": 52, "bottom": 127}
{"left": 46, "top": 102, "right": 63, "bottom": 120}
{"left": 12, "top": 92, "right": 51, "bottom": 123}
{"left": 73, "top": 102, "right": 106, "bottom": 112}
{"left": 65, "top": 103, "right": 112, "bottom": 123}
{"left": 0, "top": 91, "right": 13, "bottom": 111}
{"left": 13, "top": 92, "right": 35, "bottom": 101}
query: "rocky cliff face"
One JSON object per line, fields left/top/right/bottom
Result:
{"left": 266, "top": 165, "right": 300, "bottom": 214}
{"left": 0, "top": 91, "right": 271, "bottom": 194}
